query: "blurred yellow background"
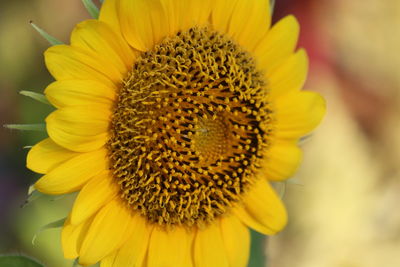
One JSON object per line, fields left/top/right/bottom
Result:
{"left": 0, "top": 0, "right": 399, "bottom": 266}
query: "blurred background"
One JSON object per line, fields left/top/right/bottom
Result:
{"left": 0, "top": 0, "right": 399, "bottom": 266}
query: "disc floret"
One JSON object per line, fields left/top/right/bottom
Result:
{"left": 108, "top": 27, "right": 272, "bottom": 227}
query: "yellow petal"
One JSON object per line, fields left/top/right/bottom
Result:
{"left": 234, "top": 179, "right": 287, "bottom": 235}
{"left": 100, "top": 252, "right": 117, "bottom": 267}
{"left": 220, "top": 216, "right": 250, "bottom": 267}
{"left": 211, "top": 0, "right": 240, "bottom": 34}
{"left": 264, "top": 141, "right": 303, "bottom": 181}
{"left": 118, "top": 0, "right": 169, "bottom": 51}
{"left": 99, "top": 0, "right": 121, "bottom": 35}
{"left": 148, "top": 226, "right": 193, "bottom": 267}
{"left": 274, "top": 91, "right": 326, "bottom": 139}
{"left": 71, "top": 20, "right": 135, "bottom": 72}
{"left": 180, "top": 0, "right": 212, "bottom": 30}
{"left": 229, "top": 0, "right": 271, "bottom": 52}
{"left": 44, "top": 45, "right": 121, "bottom": 87}
{"left": 158, "top": 0, "right": 212, "bottom": 38}
{"left": 159, "top": 0, "right": 179, "bottom": 35}
{"left": 46, "top": 105, "right": 110, "bottom": 152}
{"left": 255, "top": 15, "right": 300, "bottom": 73}
{"left": 194, "top": 223, "right": 229, "bottom": 267}
{"left": 106, "top": 214, "right": 153, "bottom": 267}
{"left": 79, "top": 199, "right": 135, "bottom": 266}
{"left": 27, "top": 138, "right": 78, "bottom": 174}
{"left": 34, "top": 149, "right": 108, "bottom": 195}
{"left": 45, "top": 80, "right": 116, "bottom": 109}
{"left": 212, "top": 0, "right": 270, "bottom": 52}
{"left": 70, "top": 171, "right": 118, "bottom": 225}
{"left": 269, "top": 49, "right": 308, "bottom": 99}
{"left": 62, "top": 215, "right": 93, "bottom": 259}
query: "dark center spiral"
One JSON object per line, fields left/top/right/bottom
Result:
{"left": 107, "top": 27, "right": 272, "bottom": 227}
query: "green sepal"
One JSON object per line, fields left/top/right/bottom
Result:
{"left": 0, "top": 255, "right": 43, "bottom": 267}
{"left": 4, "top": 124, "right": 46, "bottom": 132}
{"left": 287, "top": 177, "right": 303, "bottom": 186}
{"left": 22, "top": 190, "right": 44, "bottom": 207}
{"left": 99, "top": 0, "right": 104, "bottom": 3}
{"left": 23, "top": 186, "right": 75, "bottom": 207}
{"left": 32, "top": 217, "right": 66, "bottom": 245}
{"left": 30, "top": 21, "right": 63, "bottom": 46}
{"left": 20, "top": 91, "right": 50, "bottom": 105}
{"left": 82, "top": 0, "right": 100, "bottom": 19}
{"left": 270, "top": 0, "right": 275, "bottom": 15}
{"left": 28, "top": 184, "right": 36, "bottom": 195}
{"left": 72, "top": 259, "right": 99, "bottom": 267}
{"left": 249, "top": 230, "right": 267, "bottom": 267}
{"left": 272, "top": 181, "right": 287, "bottom": 199}
{"left": 299, "top": 135, "right": 312, "bottom": 145}
{"left": 21, "top": 186, "right": 45, "bottom": 208}
{"left": 272, "top": 178, "right": 303, "bottom": 199}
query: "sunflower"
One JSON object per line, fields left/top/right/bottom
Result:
{"left": 26, "top": 0, "right": 325, "bottom": 266}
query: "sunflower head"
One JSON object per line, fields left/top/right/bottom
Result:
{"left": 27, "top": 0, "right": 325, "bottom": 266}
{"left": 108, "top": 26, "right": 273, "bottom": 227}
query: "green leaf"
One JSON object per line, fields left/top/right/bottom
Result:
{"left": 30, "top": 22, "right": 63, "bottom": 46}
{"left": 32, "top": 217, "right": 66, "bottom": 245}
{"left": 0, "top": 255, "right": 43, "bottom": 267}
{"left": 4, "top": 124, "right": 46, "bottom": 132}
{"left": 20, "top": 91, "right": 50, "bottom": 105}
{"left": 82, "top": 0, "right": 100, "bottom": 19}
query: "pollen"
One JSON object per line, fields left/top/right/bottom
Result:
{"left": 107, "top": 27, "right": 272, "bottom": 227}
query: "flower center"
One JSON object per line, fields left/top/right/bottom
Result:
{"left": 107, "top": 27, "right": 272, "bottom": 227}
{"left": 192, "top": 116, "right": 228, "bottom": 165}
